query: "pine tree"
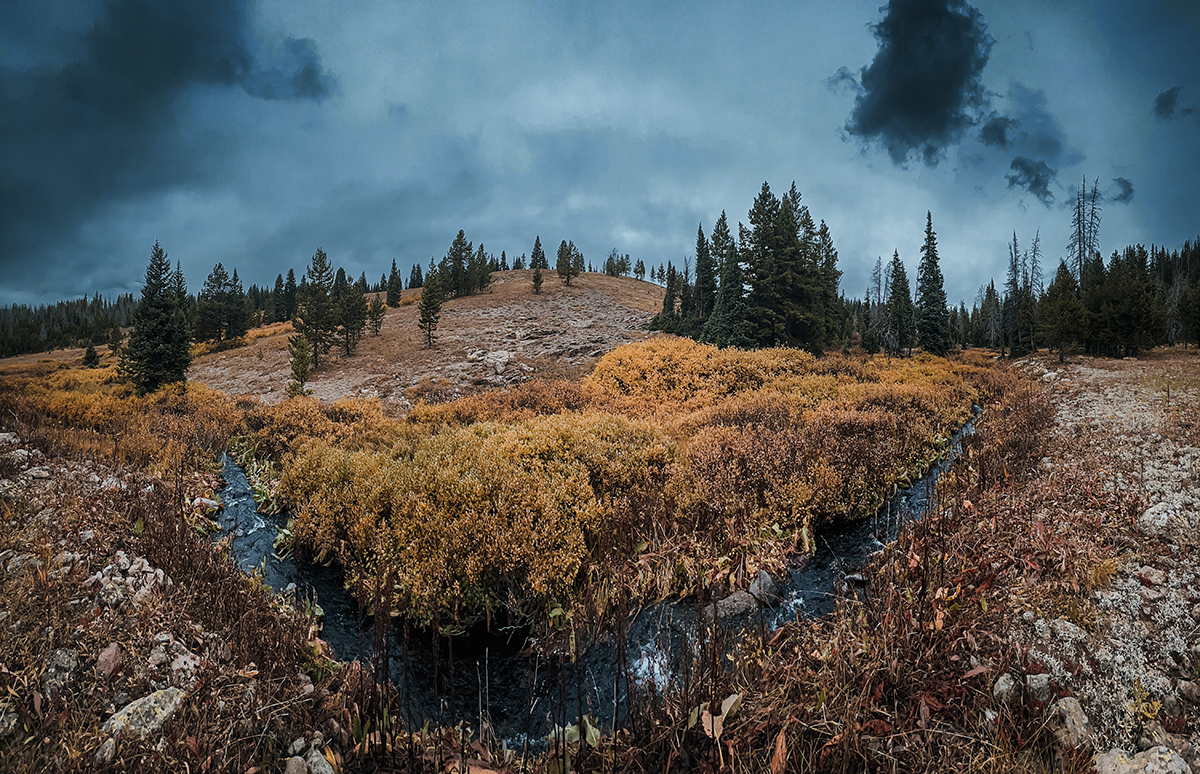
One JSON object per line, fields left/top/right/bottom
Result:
{"left": 531, "top": 236, "right": 548, "bottom": 270}
{"left": 387, "top": 259, "right": 403, "bottom": 306}
{"left": 418, "top": 269, "right": 443, "bottom": 347}
{"left": 557, "top": 240, "right": 581, "bottom": 286}
{"left": 82, "top": 344, "right": 100, "bottom": 368}
{"left": 700, "top": 216, "right": 755, "bottom": 349}
{"left": 367, "top": 294, "right": 386, "bottom": 336}
{"left": 284, "top": 269, "right": 298, "bottom": 321}
{"left": 286, "top": 333, "right": 312, "bottom": 397}
{"left": 1040, "top": 261, "right": 1086, "bottom": 362}
{"left": 119, "top": 240, "right": 192, "bottom": 394}
{"left": 694, "top": 223, "right": 717, "bottom": 320}
{"left": 817, "top": 220, "right": 842, "bottom": 348}
{"left": 743, "top": 182, "right": 784, "bottom": 346}
{"left": 886, "top": 250, "right": 914, "bottom": 356}
{"left": 915, "top": 212, "right": 951, "bottom": 356}
{"left": 227, "top": 268, "right": 248, "bottom": 340}
{"left": 195, "top": 262, "right": 232, "bottom": 342}
{"left": 333, "top": 267, "right": 368, "bottom": 356}
{"left": 532, "top": 266, "right": 543, "bottom": 294}
{"left": 408, "top": 262, "right": 424, "bottom": 290}
{"left": 272, "top": 274, "right": 287, "bottom": 323}
{"left": 294, "top": 249, "right": 336, "bottom": 369}
{"left": 634, "top": 259, "right": 646, "bottom": 281}
{"left": 500, "top": 251, "right": 509, "bottom": 271}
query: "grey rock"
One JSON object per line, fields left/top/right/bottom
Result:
{"left": 993, "top": 673, "right": 1017, "bottom": 704}
{"left": 1026, "top": 673, "right": 1054, "bottom": 704}
{"left": 284, "top": 756, "right": 307, "bottom": 774}
{"left": 101, "top": 687, "right": 185, "bottom": 739}
{"left": 25, "top": 466, "right": 51, "bottom": 479}
{"left": 1139, "top": 566, "right": 1168, "bottom": 586}
{"left": 94, "top": 737, "right": 116, "bottom": 766}
{"left": 289, "top": 737, "right": 307, "bottom": 756}
{"left": 306, "top": 746, "right": 336, "bottom": 774}
{"left": 6, "top": 449, "right": 30, "bottom": 465}
{"left": 0, "top": 432, "right": 18, "bottom": 445}
{"left": 79, "top": 529, "right": 95, "bottom": 542}
{"left": 1049, "top": 697, "right": 1093, "bottom": 751}
{"left": 1094, "top": 746, "right": 1192, "bottom": 774}
{"left": 710, "top": 590, "right": 757, "bottom": 620}
{"left": 97, "top": 642, "right": 122, "bottom": 679}
{"left": 1179, "top": 680, "right": 1200, "bottom": 705}
{"left": 5, "top": 553, "right": 42, "bottom": 574}
{"left": 748, "top": 570, "right": 780, "bottom": 604}
{"left": 0, "top": 710, "right": 19, "bottom": 740}
{"left": 43, "top": 648, "right": 79, "bottom": 701}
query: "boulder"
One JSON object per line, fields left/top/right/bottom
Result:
{"left": 284, "top": 757, "right": 307, "bottom": 774}
{"left": 94, "top": 738, "right": 116, "bottom": 766}
{"left": 97, "top": 642, "right": 122, "bottom": 679}
{"left": 101, "top": 687, "right": 186, "bottom": 739}
{"left": 1048, "top": 697, "right": 1093, "bottom": 751}
{"left": 1094, "top": 746, "right": 1191, "bottom": 774}
{"left": 306, "top": 746, "right": 336, "bottom": 774}
{"left": 992, "top": 673, "right": 1017, "bottom": 704}
{"left": 748, "top": 570, "right": 780, "bottom": 604}
{"left": 1026, "top": 673, "right": 1054, "bottom": 705}
{"left": 43, "top": 648, "right": 79, "bottom": 701}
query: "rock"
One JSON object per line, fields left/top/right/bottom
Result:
{"left": 101, "top": 687, "right": 185, "bottom": 739}
{"left": 482, "top": 350, "right": 510, "bottom": 375}
{"left": 1139, "top": 503, "right": 1176, "bottom": 537}
{"left": 193, "top": 497, "right": 221, "bottom": 513}
{"left": 6, "top": 449, "right": 30, "bottom": 465}
{"left": 748, "top": 570, "right": 780, "bottom": 604}
{"left": 284, "top": 756, "right": 307, "bottom": 774}
{"left": 94, "top": 737, "right": 116, "bottom": 765}
{"left": 306, "top": 746, "right": 336, "bottom": 774}
{"left": 25, "top": 466, "right": 51, "bottom": 479}
{"left": 1094, "top": 746, "right": 1192, "bottom": 774}
{"left": 1138, "top": 566, "right": 1168, "bottom": 586}
{"left": 709, "top": 590, "right": 758, "bottom": 620}
{"left": 1049, "top": 697, "right": 1093, "bottom": 751}
{"left": 1026, "top": 673, "right": 1054, "bottom": 705}
{"left": 43, "top": 648, "right": 79, "bottom": 701}
{"left": 97, "top": 642, "right": 122, "bottom": 679}
{"left": 4, "top": 553, "right": 42, "bottom": 574}
{"left": 0, "top": 432, "right": 18, "bottom": 445}
{"left": 289, "top": 737, "right": 307, "bottom": 756}
{"left": 993, "top": 673, "right": 1017, "bottom": 704}
{"left": 1179, "top": 680, "right": 1200, "bottom": 705}
{"left": 80, "top": 529, "right": 95, "bottom": 542}
{"left": 0, "top": 710, "right": 19, "bottom": 740}
{"left": 1138, "top": 721, "right": 1195, "bottom": 761}
{"left": 96, "top": 585, "right": 127, "bottom": 610}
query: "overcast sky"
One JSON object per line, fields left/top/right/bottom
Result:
{"left": 2, "top": 0, "right": 1198, "bottom": 308}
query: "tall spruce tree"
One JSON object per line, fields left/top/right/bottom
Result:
{"left": 294, "top": 249, "right": 336, "bottom": 369}
{"left": 1040, "top": 261, "right": 1086, "bottom": 362}
{"left": 700, "top": 214, "right": 755, "bottom": 348}
{"left": 333, "top": 267, "right": 368, "bottom": 355}
{"left": 557, "top": 240, "right": 581, "bottom": 286}
{"left": 886, "top": 250, "right": 914, "bottom": 356}
{"left": 283, "top": 269, "right": 298, "bottom": 321}
{"left": 417, "top": 268, "right": 443, "bottom": 347}
{"left": 408, "top": 262, "right": 424, "bottom": 290}
{"left": 532, "top": 265, "right": 543, "bottom": 294}
{"left": 272, "top": 274, "right": 287, "bottom": 322}
{"left": 195, "top": 262, "right": 232, "bottom": 342}
{"left": 119, "top": 240, "right": 192, "bottom": 394}
{"left": 445, "top": 230, "right": 472, "bottom": 297}
{"left": 367, "top": 294, "right": 386, "bottom": 336}
{"left": 694, "top": 223, "right": 717, "bottom": 321}
{"left": 530, "top": 236, "right": 548, "bottom": 270}
{"left": 387, "top": 259, "right": 403, "bottom": 306}
{"left": 915, "top": 212, "right": 951, "bottom": 356}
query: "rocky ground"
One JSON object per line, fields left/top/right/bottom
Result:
{"left": 1003, "top": 351, "right": 1200, "bottom": 773}
{"left": 188, "top": 270, "right": 664, "bottom": 408}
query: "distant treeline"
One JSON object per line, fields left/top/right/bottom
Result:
{"left": 0, "top": 293, "right": 135, "bottom": 358}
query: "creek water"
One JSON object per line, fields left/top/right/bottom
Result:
{"left": 215, "top": 406, "right": 979, "bottom": 746}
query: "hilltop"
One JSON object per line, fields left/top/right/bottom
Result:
{"left": 189, "top": 270, "right": 664, "bottom": 407}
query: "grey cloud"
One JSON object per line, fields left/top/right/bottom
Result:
{"left": 1108, "top": 177, "right": 1134, "bottom": 204}
{"left": 979, "top": 114, "right": 1018, "bottom": 147}
{"left": 1154, "top": 87, "right": 1181, "bottom": 118}
{"left": 1005, "top": 156, "right": 1055, "bottom": 205}
{"left": 0, "top": 0, "right": 335, "bottom": 281}
{"left": 825, "top": 66, "right": 862, "bottom": 95}
{"left": 844, "top": 0, "right": 994, "bottom": 166}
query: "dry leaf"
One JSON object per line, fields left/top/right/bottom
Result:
{"left": 770, "top": 728, "right": 788, "bottom": 774}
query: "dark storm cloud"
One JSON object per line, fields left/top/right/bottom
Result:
{"left": 1005, "top": 156, "right": 1055, "bottom": 205}
{"left": 1154, "top": 87, "right": 1181, "bottom": 118}
{"left": 979, "top": 114, "right": 1017, "bottom": 147}
{"left": 844, "top": 0, "right": 994, "bottom": 166}
{"left": 0, "top": 0, "right": 335, "bottom": 280}
{"left": 1109, "top": 177, "right": 1134, "bottom": 204}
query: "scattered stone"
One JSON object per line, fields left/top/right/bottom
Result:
{"left": 993, "top": 673, "right": 1017, "bottom": 704}
{"left": 101, "top": 687, "right": 185, "bottom": 739}
{"left": 306, "top": 746, "right": 336, "bottom": 774}
{"left": 4, "top": 553, "right": 41, "bottom": 574}
{"left": 193, "top": 497, "right": 221, "bottom": 513}
{"left": 284, "top": 756, "right": 307, "bottom": 774}
{"left": 43, "top": 648, "right": 79, "bottom": 701}
{"left": 709, "top": 590, "right": 757, "bottom": 620}
{"left": 25, "top": 466, "right": 51, "bottom": 479}
{"left": 1179, "top": 680, "right": 1200, "bottom": 705}
{"left": 748, "top": 570, "right": 780, "bottom": 604}
{"left": 6, "top": 449, "right": 30, "bottom": 465}
{"left": 1138, "top": 566, "right": 1168, "bottom": 587}
{"left": 1049, "top": 697, "right": 1094, "bottom": 751}
{"left": 94, "top": 737, "right": 116, "bottom": 765}
{"left": 97, "top": 642, "right": 122, "bottom": 679}
{"left": 1094, "top": 746, "right": 1192, "bottom": 774}
{"left": 1026, "top": 673, "right": 1054, "bottom": 705}
{"left": 0, "top": 710, "right": 18, "bottom": 740}
{"left": 0, "top": 432, "right": 18, "bottom": 445}
{"left": 79, "top": 529, "right": 94, "bottom": 542}
{"left": 482, "top": 350, "right": 510, "bottom": 375}
{"left": 289, "top": 737, "right": 307, "bottom": 756}
{"left": 1139, "top": 503, "right": 1176, "bottom": 538}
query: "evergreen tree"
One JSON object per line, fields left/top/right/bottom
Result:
{"left": 530, "top": 236, "right": 548, "bottom": 270}
{"left": 294, "top": 249, "right": 336, "bottom": 369}
{"left": 512, "top": 253, "right": 527, "bottom": 271}
{"left": 226, "top": 268, "right": 248, "bottom": 340}
{"left": 82, "top": 344, "right": 100, "bottom": 368}
{"left": 1041, "top": 261, "right": 1086, "bottom": 361}
{"left": 915, "top": 212, "right": 951, "bottom": 356}
{"left": 195, "top": 262, "right": 232, "bottom": 342}
{"left": 743, "top": 183, "right": 784, "bottom": 345}
{"left": 119, "top": 240, "right": 192, "bottom": 394}
{"left": 886, "top": 250, "right": 914, "bottom": 356}
{"left": 417, "top": 269, "right": 443, "bottom": 347}
{"left": 356, "top": 272, "right": 369, "bottom": 294}
{"left": 445, "top": 230, "right": 473, "bottom": 297}
{"left": 387, "top": 259, "right": 403, "bottom": 305}
{"left": 700, "top": 217, "right": 755, "bottom": 348}
{"left": 334, "top": 267, "right": 368, "bottom": 356}
{"left": 272, "top": 274, "right": 287, "bottom": 322}
{"left": 471, "top": 243, "right": 492, "bottom": 294}
{"left": 694, "top": 223, "right": 717, "bottom": 320}
{"left": 408, "top": 261, "right": 424, "bottom": 291}
{"left": 286, "top": 333, "right": 312, "bottom": 397}
{"left": 557, "top": 240, "right": 581, "bottom": 286}
{"left": 284, "top": 269, "right": 298, "bottom": 320}
{"left": 816, "top": 220, "right": 842, "bottom": 347}
{"left": 634, "top": 258, "right": 646, "bottom": 281}
{"left": 532, "top": 266, "right": 543, "bottom": 294}
{"left": 367, "top": 294, "right": 386, "bottom": 336}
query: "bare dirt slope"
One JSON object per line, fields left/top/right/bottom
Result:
{"left": 188, "top": 270, "right": 664, "bottom": 407}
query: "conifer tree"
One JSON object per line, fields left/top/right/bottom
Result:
{"left": 82, "top": 344, "right": 100, "bottom": 368}
{"left": 387, "top": 259, "right": 403, "bottom": 305}
{"left": 532, "top": 266, "right": 543, "bottom": 294}
{"left": 557, "top": 240, "right": 581, "bottom": 286}
{"left": 408, "top": 261, "right": 424, "bottom": 290}
{"left": 272, "top": 274, "right": 287, "bottom": 322}
{"left": 634, "top": 259, "right": 646, "bottom": 281}
{"left": 694, "top": 223, "right": 717, "bottom": 321}
{"left": 886, "top": 250, "right": 914, "bottom": 356}
{"left": 294, "top": 249, "right": 336, "bottom": 369}
{"left": 195, "top": 262, "right": 232, "bottom": 342}
{"left": 286, "top": 333, "right": 312, "bottom": 397}
{"left": 700, "top": 217, "right": 755, "bottom": 349}
{"left": 367, "top": 294, "right": 386, "bottom": 336}
{"left": 1040, "top": 261, "right": 1087, "bottom": 361}
{"left": 915, "top": 212, "right": 951, "bottom": 356}
{"left": 119, "top": 240, "right": 192, "bottom": 394}
{"left": 334, "top": 267, "right": 368, "bottom": 355}
{"left": 530, "top": 236, "right": 548, "bottom": 270}
{"left": 227, "top": 268, "right": 248, "bottom": 340}
{"left": 417, "top": 269, "right": 443, "bottom": 347}
{"left": 445, "top": 230, "right": 472, "bottom": 297}
{"left": 284, "top": 269, "right": 298, "bottom": 320}
{"left": 500, "top": 251, "right": 509, "bottom": 271}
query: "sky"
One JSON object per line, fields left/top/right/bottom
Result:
{"left": 2, "top": 0, "right": 1198, "bottom": 308}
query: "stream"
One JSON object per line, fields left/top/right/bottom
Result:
{"left": 214, "top": 406, "right": 980, "bottom": 746}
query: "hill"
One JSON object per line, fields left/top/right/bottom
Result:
{"left": 189, "top": 270, "right": 665, "bottom": 406}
